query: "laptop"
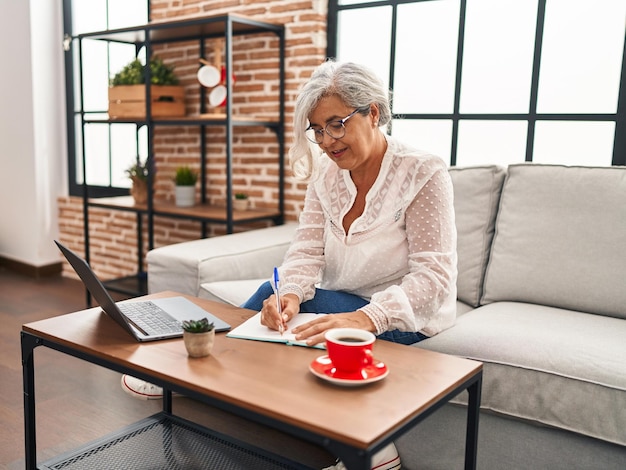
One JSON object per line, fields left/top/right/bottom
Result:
{"left": 54, "top": 240, "right": 230, "bottom": 342}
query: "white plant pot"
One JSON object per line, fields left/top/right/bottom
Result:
{"left": 183, "top": 329, "right": 215, "bottom": 358}
{"left": 233, "top": 198, "right": 248, "bottom": 211}
{"left": 175, "top": 185, "right": 196, "bottom": 207}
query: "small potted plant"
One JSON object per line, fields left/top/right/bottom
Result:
{"left": 174, "top": 166, "right": 198, "bottom": 207}
{"left": 233, "top": 192, "right": 249, "bottom": 211}
{"left": 109, "top": 56, "right": 185, "bottom": 118}
{"left": 182, "top": 317, "right": 215, "bottom": 358}
{"left": 126, "top": 159, "right": 149, "bottom": 205}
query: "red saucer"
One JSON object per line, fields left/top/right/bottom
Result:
{"left": 309, "top": 355, "right": 389, "bottom": 387}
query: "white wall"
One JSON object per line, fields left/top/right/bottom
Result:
{"left": 0, "top": 0, "right": 67, "bottom": 267}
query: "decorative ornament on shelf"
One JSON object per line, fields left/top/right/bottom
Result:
{"left": 182, "top": 318, "right": 215, "bottom": 358}
{"left": 125, "top": 159, "right": 149, "bottom": 205}
{"left": 233, "top": 192, "right": 249, "bottom": 211}
{"left": 173, "top": 166, "right": 198, "bottom": 207}
{"left": 197, "top": 38, "right": 235, "bottom": 110}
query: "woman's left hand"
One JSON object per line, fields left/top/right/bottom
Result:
{"left": 291, "top": 310, "right": 376, "bottom": 346}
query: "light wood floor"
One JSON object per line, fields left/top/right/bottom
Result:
{"left": 0, "top": 268, "right": 331, "bottom": 469}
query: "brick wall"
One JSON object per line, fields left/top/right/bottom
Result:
{"left": 58, "top": 0, "right": 327, "bottom": 281}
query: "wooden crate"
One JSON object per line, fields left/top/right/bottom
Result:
{"left": 108, "top": 85, "right": 185, "bottom": 118}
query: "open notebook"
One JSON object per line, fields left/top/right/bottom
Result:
{"left": 227, "top": 312, "right": 326, "bottom": 349}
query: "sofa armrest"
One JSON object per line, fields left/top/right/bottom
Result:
{"left": 147, "top": 223, "right": 297, "bottom": 297}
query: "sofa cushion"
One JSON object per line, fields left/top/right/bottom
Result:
{"left": 481, "top": 164, "right": 626, "bottom": 319}
{"left": 449, "top": 165, "right": 506, "bottom": 307}
{"left": 417, "top": 301, "right": 626, "bottom": 446}
{"left": 147, "top": 223, "right": 297, "bottom": 297}
{"left": 200, "top": 278, "right": 266, "bottom": 306}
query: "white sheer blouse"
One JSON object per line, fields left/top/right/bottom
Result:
{"left": 279, "top": 135, "right": 457, "bottom": 337}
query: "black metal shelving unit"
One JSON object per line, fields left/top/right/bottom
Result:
{"left": 75, "top": 14, "right": 285, "bottom": 297}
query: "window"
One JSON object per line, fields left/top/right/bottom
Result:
{"left": 63, "top": 0, "right": 149, "bottom": 197}
{"left": 329, "top": 0, "right": 626, "bottom": 167}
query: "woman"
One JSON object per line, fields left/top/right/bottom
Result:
{"left": 242, "top": 60, "right": 457, "bottom": 470}
{"left": 243, "top": 59, "right": 457, "bottom": 348}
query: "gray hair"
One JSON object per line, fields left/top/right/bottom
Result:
{"left": 289, "top": 60, "right": 392, "bottom": 180}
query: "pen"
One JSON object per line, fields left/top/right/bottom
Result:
{"left": 273, "top": 267, "right": 284, "bottom": 335}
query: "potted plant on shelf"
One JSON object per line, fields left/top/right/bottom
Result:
{"left": 109, "top": 56, "right": 185, "bottom": 119}
{"left": 233, "top": 192, "right": 249, "bottom": 211}
{"left": 174, "top": 166, "right": 198, "bottom": 207}
{"left": 126, "top": 160, "right": 149, "bottom": 205}
{"left": 182, "top": 318, "right": 215, "bottom": 358}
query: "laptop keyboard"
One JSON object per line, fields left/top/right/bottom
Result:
{"left": 119, "top": 301, "right": 182, "bottom": 336}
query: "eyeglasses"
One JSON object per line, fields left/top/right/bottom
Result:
{"left": 305, "top": 108, "right": 365, "bottom": 144}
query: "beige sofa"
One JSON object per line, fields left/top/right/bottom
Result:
{"left": 147, "top": 164, "right": 626, "bottom": 469}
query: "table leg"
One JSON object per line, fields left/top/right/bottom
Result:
{"left": 163, "top": 388, "right": 173, "bottom": 413}
{"left": 21, "top": 332, "right": 39, "bottom": 470}
{"left": 464, "top": 373, "right": 482, "bottom": 470}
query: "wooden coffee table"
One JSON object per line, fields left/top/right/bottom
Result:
{"left": 22, "top": 291, "right": 482, "bottom": 470}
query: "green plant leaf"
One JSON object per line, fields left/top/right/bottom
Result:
{"left": 126, "top": 159, "right": 149, "bottom": 182}
{"left": 111, "top": 56, "right": 179, "bottom": 86}
{"left": 182, "top": 318, "right": 214, "bottom": 333}
{"left": 174, "top": 166, "right": 198, "bottom": 186}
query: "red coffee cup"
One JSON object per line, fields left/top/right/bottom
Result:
{"left": 325, "top": 328, "right": 375, "bottom": 374}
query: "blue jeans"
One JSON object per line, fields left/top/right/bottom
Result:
{"left": 241, "top": 281, "right": 428, "bottom": 345}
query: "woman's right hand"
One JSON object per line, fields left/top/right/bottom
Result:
{"left": 260, "top": 293, "right": 300, "bottom": 332}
